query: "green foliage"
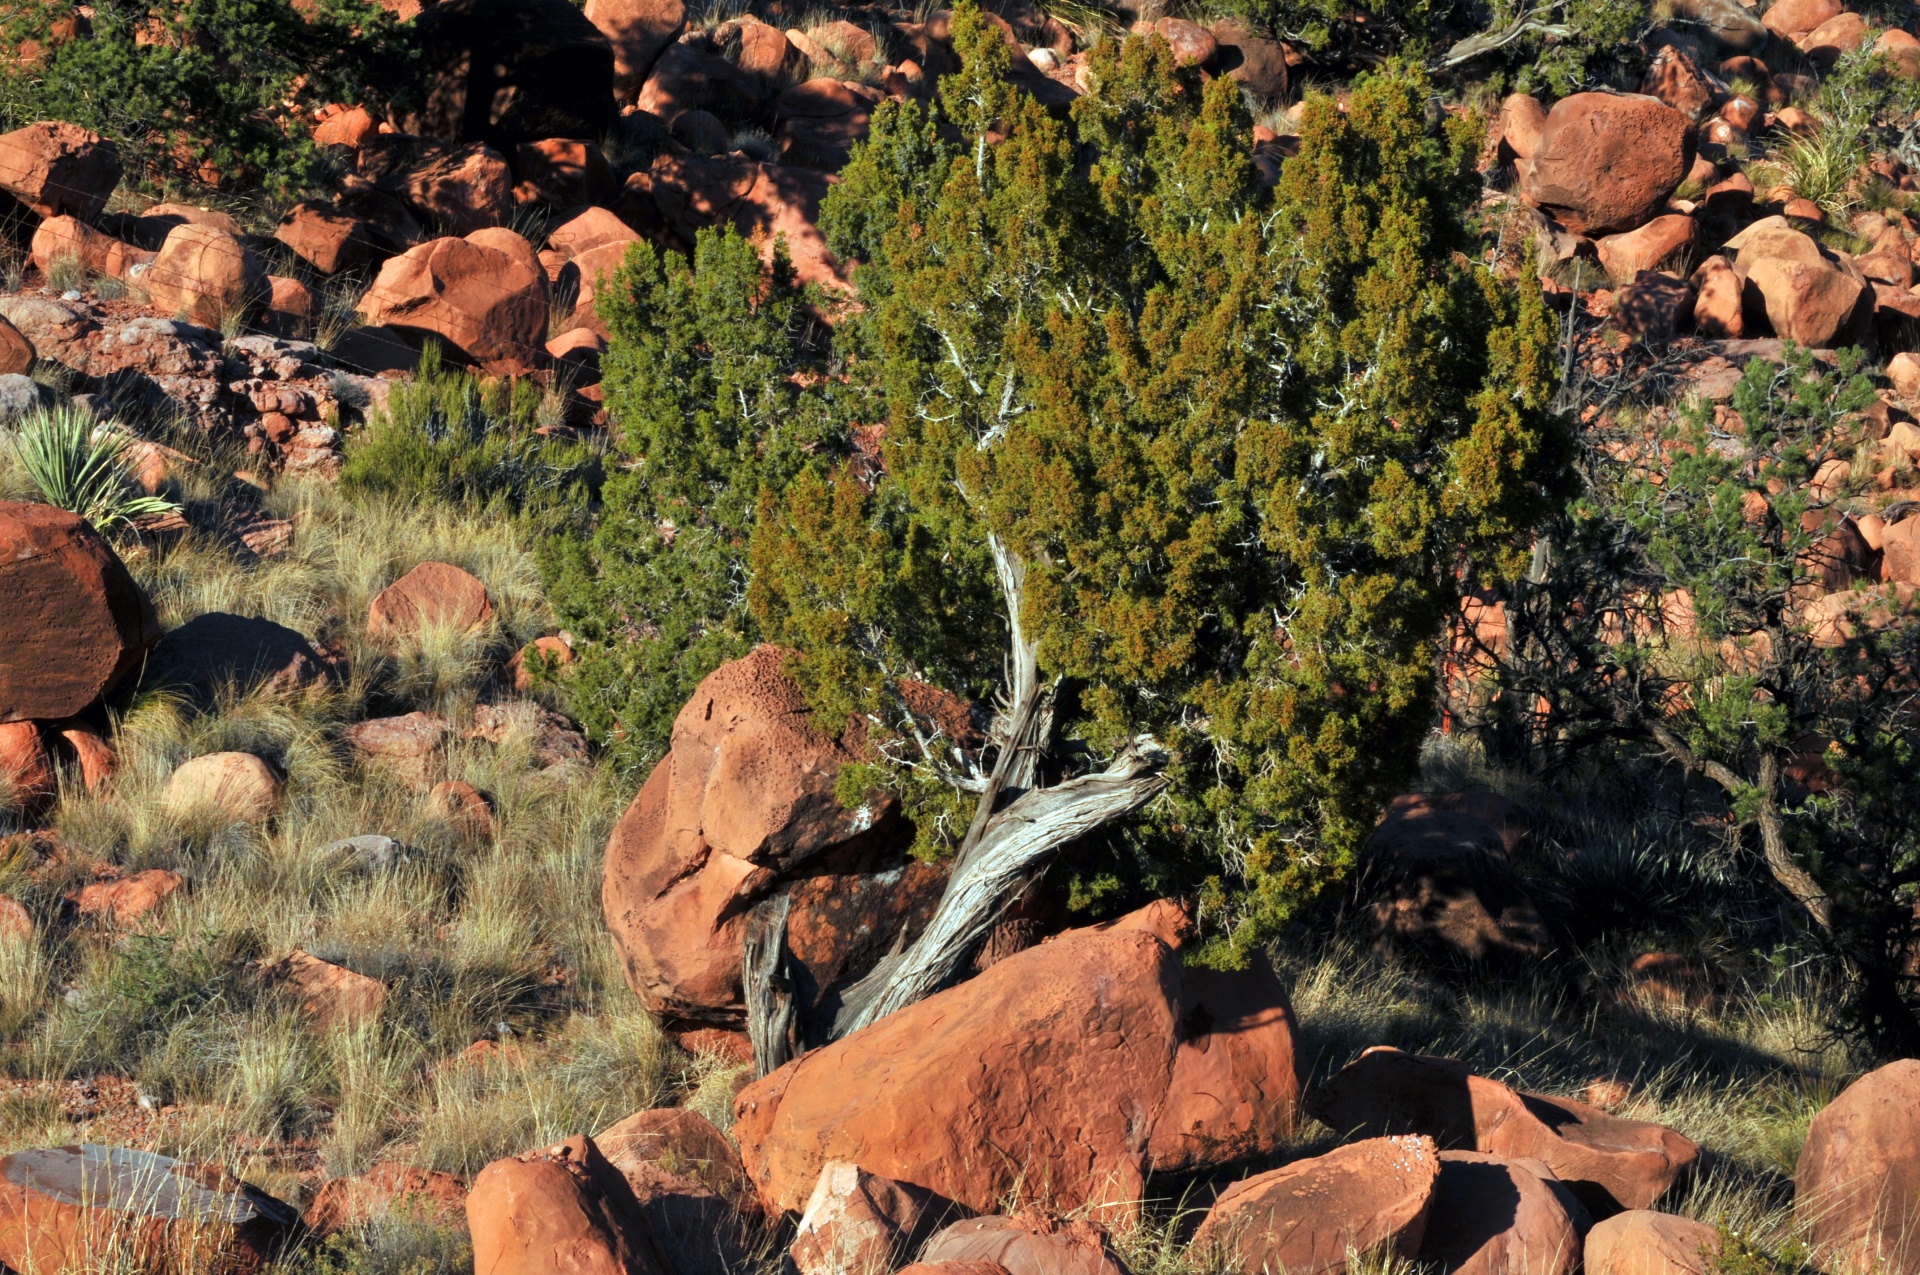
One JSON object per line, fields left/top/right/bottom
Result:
{"left": 10, "top": 404, "right": 181, "bottom": 532}
{"left": 747, "top": 22, "right": 1567, "bottom": 958}
{"left": 1487, "top": 345, "right": 1920, "bottom": 1053}
{"left": 0, "top": 0, "right": 414, "bottom": 197}
{"left": 340, "top": 344, "right": 602, "bottom": 523}
{"left": 537, "top": 232, "right": 843, "bottom": 775}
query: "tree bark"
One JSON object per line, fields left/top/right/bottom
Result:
{"left": 1646, "top": 721, "right": 1833, "bottom": 930}
{"left": 830, "top": 736, "right": 1169, "bottom": 1037}
{"left": 744, "top": 894, "right": 798, "bottom": 1076}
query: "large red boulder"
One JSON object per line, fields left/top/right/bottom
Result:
{"left": 789, "top": 1162, "right": 939, "bottom": 1275}
{"left": 1585, "top": 1210, "right": 1721, "bottom": 1275}
{"left": 1796, "top": 1059, "right": 1920, "bottom": 1275}
{"left": 585, "top": 0, "right": 686, "bottom": 98}
{"left": 358, "top": 230, "right": 549, "bottom": 373}
{"left": 920, "top": 1212, "right": 1128, "bottom": 1275}
{"left": 1520, "top": 94, "right": 1696, "bottom": 236}
{"left": 602, "top": 645, "right": 945, "bottom": 1034}
{"left": 1307, "top": 1048, "right": 1699, "bottom": 1215}
{"left": 0, "top": 121, "right": 122, "bottom": 221}
{"left": 1417, "top": 1152, "right": 1585, "bottom": 1275}
{"left": 0, "top": 501, "right": 161, "bottom": 723}
{"left": 466, "top": 1135, "right": 671, "bottom": 1275}
{"left": 731, "top": 904, "right": 1304, "bottom": 1223}
{"left": 1192, "top": 1136, "right": 1443, "bottom": 1275}
{"left": 0, "top": 1145, "right": 298, "bottom": 1275}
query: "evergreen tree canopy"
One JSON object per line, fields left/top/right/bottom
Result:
{"left": 758, "top": 14, "right": 1567, "bottom": 976}
{"left": 562, "top": 13, "right": 1567, "bottom": 1007}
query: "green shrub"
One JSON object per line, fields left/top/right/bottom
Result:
{"left": 340, "top": 344, "right": 602, "bottom": 523}
{"left": 1489, "top": 345, "right": 1920, "bottom": 1054}
{"left": 0, "top": 0, "right": 416, "bottom": 199}
{"left": 537, "top": 231, "right": 843, "bottom": 776}
{"left": 10, "top": 405, "right": 180, "bottom": 532}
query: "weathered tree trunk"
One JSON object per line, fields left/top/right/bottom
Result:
{"left": 744, "top": 894, "right": 798, "bottom": 1075}
{"left": 830, "top": 737, "right": 1169, "bottom": 1037}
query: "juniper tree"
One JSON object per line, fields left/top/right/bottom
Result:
{"left": 539, "top": 230, "right": 843, "bottom": 771}
{"left": 738, "top": 14, "right": 1567, "bottom": 1046}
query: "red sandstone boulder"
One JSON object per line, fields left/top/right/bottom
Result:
{"left": 428, "top": 779, "right": 495, "bottom": 838}
{"left": 586, "top": 0, "right": 686, "bottom": 97}
{"left": 1884, "top": 515, "right": 1920, "bottom": 585}
{"left": 75, "top": 869, "right": 184, "bottom": 928}
{"left": 140, "top": 612, "right": 336, "bottom": 704}
{"left": 0, "top": 722, "right": 54, "bottom": 816}
{"left": 1417, "top": 1152, "right": 1585, "bottom": 1275}
{"left": 0, "top": 502, "right": 160, "bottom": 723}
{"left": 1598, "top": 215, "right": 1698, "bottom": 284}
{"left": 0, "top": 121, "right": 122, "bottom": 221}
{"left": 1585, "top": 1210, "right": 1721, "bottom": 1275}
{"left": 1763, "top": 0, "right": 1839, "bottom": 38}
{"left": 30, "top": 216, "right": 152, "bottom": 280}
{"left": 1208, "top": 19, "right": 1288, "bottom": 101}
{"left": 0, "top": 315, "right": 30, "bottom": 375}
{"left": 627, "top": 154, "right": 849, "bottom": 292}
{"left": 146, "top": 225, "right": 268, "bottom": 327}
{"left": 367, "top": 561, "right": 495, "bottom": 641}
{"left": 1193, "top": 1136, "right": 1443, "bottom": 1275}
{"left": 603, "top": 645, "right": 945, "bottom": 1033}
{"left": 732, "top": 903, "right": 1304, "bottom": 1222}
{"left": 345, "top": 712, "right": 453, "bottom": 788}
{"left": 303, "top": 1164, "right": 467, "bottom": 1235}
{"left": 1151, "top": 953, "right": 1305, "bottom": 1172}
{"left": 0, "top": 895, "right": 30, "bottom": 944}
{"left": 596, "top": 1107, "right": 752, "bottom": 1204}
{"left": 595, "top": 1112, "right": 755, "bottom": 1275}
{"left": 1689, "top": 256, "right": 1745, "bottom": 337}
{"left": 358, "top": 232, "right": 548, "bottom": 374}
{"left": 1306, "top": 1048, "right": 1700, "bottom": 1215}
{"left": 268, "top": 950, "right": 386, "bottom": 1028}
{"left": 0, "top": 1145, "right": 297, "bottom": 1275}
{"left": 467, "top": 1135, "right": 671, "bottom": 1275}
{"left": 921, "top": 1212, "right": 1128, "bottom": 1275}
{"left": 789, "top": 1162, "right": 939, "bottom": 1275}
{"left": 1520, "top": 94, "right": 1696, "bottom": 236}
{"left": 358, "top": 136, "right": 514, "bottom": 236}
{"left": 275, "top": 203, "right": 381, "bottom": 276}
{"left": 1499, "top": 93, "right": 1547, "bottom": 163}
{"left": 1796, "top": 1059, "right": 1920, "bottom": 1275}
{"left": 516, "top": 139, "right": 617, "bottom": 208}
{"left": 1745, "top": 255, "right": 1868, "bottom": 346}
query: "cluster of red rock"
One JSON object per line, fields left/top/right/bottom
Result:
{"left": 0, "top": 501, "right": 582, "bottom": 1022}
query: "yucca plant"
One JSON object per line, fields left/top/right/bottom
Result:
{"left": 9, "top": 405, "right": 181, "bottom": 531}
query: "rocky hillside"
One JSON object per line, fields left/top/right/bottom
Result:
{"left": 0, "top": 0, "right": 1919, "bottom": 1272}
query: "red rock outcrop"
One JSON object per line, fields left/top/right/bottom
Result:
{"left": 732, "top": 903, "right": 1303, "bottom": 1223}
{"left": 0, "top": 121, "right": 122, "bottom": 220}
{"left": 357, "top": 232, "right": 549, "bottom": 374}
{"left": 1306, "top": 1048, "right": 1700, "bottom": 1215}
{"left": 0, "top": 501, "right": 161, "bottom": 723}
{"left": 1192, "top": 1136, "right": 1443, "bottom": 1275}
{"left": 0, "top": 1145, "right": 298, "bottom": 1275}
{"left": 1796, "top": 1059, "right": 1920, "bottom": 1275}
{"left": 1519, "top": 93, "right": 1695, "bottom": 235}
{"left": 466, "top": 1135, "right": 671, "bottom": 1275}
{"left": 602, "top": 645, "right": 945, "bottom": 1033}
